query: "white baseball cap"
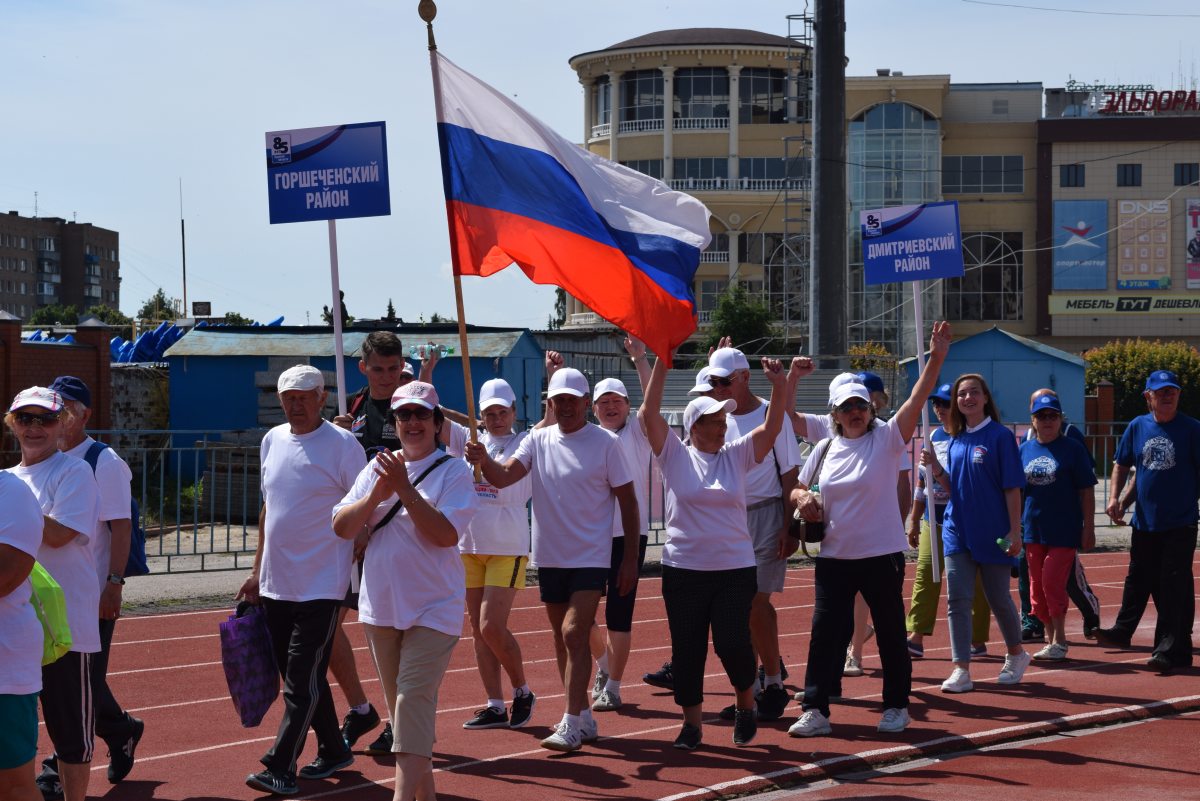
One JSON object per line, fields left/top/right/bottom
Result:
{"left": 401, "top": 361, "right": 415, "bottom": 376}
{"left": 9, "top": 386, "right": 63, "bottom": 413}
{"left": 708, "top": 347, "right": 750, "bottom": 378}
{"left": 593, "top": 377, "right": 628, "bottom": 401}
{"left": 547, "top": 368, "right": 589, "bottom": 398}
{"left": 683, "top": 395, "right": 735, "bottom": 433}
{"left": 830, "top": 382, "right": 871, "bottom": 408}
{"left": 826, "top": 372, "right": 860, "bottom": 405}
{"left": 479, "top": 378, "right": 516, "bottom": 410}
{"left": 277, "top": 365, "right": 324, "bottom": 393}
{"left": 391, "top": 381, "right": 440, "bottom": 411}
{"left": 688, "top": 367, "right": 712, "bottom": 395}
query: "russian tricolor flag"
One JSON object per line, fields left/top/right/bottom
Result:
{"left": 433, "top": 52, "right": 712, "bottom": 359}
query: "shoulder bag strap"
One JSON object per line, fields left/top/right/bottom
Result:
{"left": 371, "top": 454, "right": 454, "bottom": 533}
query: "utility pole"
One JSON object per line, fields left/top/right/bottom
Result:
{"left": 811, "top": 0, "right": 847, "bottom": 366}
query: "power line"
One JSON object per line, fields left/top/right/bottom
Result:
{"left": 961, "top": 0, "right": 1200, "bottom": 17}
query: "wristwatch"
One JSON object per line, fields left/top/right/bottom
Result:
{"left": 106, "top": 573, "right": 126, "bottom": 586}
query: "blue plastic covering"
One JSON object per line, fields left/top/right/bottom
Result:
{"left": 106, "top": 316, "right": 284, "bottom": 363}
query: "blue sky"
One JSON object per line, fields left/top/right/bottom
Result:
{"left": 2, "top": 0, "right": 1195, "bottom": 327}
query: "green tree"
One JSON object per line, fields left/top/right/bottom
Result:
{"left": 83, "top": 304, "right": 133, "bottom": 327}
{"left": 701, "top": 284, "right": 776, "bottom": 357}
{"left": 28, "top": 303, "right": 79, "bottom": 325}
{"left": 550, "top": 288, "right": 567, "bottom": 329}
{"left": 222, "top": 311, "right": 255, "bottom": 325}
{"left": 1084, "top": 339, "right": 1200, "bottom": 420}
{"left": 429, "top": 312, "right": 456, "bottom": 324}
{"left": 383, "top": 299, "right": 398, "bottom": 323}
{"left": 136, "top": 288, "right": 179, "bottom": 322}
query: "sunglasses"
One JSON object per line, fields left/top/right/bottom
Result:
{"left": 394, "top": 407, "right": 434, "bottom": 422}
{"left": 707, "top": 376, "right": 734, "bottom": 388}
{"left": 1033, "top": 411, "right": 1061, "bottom": 421}
{"left": 13, "top": 411, "right": 61, "bottom": 427}
{"left": 836, "top": 399, "right": 871, "bottom": 414}
{"left": 931, "top": 399, "right": 950, "bottom": 409}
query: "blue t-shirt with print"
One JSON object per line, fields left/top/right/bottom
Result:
{"left": 1023, "top": 421, "right": 1095, "bottom": 470}
{"left": 943, "top": 419, "right": 1026, "bottom": 565}
{"left": 1020, "top": 435, "right": 1097, "bottom": 547}
{"left": 1114, "top": 413, "right": 1200, "bottom": 532}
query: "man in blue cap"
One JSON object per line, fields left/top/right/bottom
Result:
{"left": 1099, "top": 370, "right": 1200, "bottom": 673}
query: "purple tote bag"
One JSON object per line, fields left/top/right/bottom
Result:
{"left": 219, "top": 602, "right": 279, "bottom": 728}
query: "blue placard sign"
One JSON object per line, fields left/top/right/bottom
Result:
{"left": 265, "top": 122, "right": 391, "bottom": 224}
{"left": 860, "top": 201, "right": 965, "bottom": 285}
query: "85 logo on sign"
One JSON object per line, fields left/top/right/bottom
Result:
{"left": 862, "top": 211, "right": 882, "bottom": 238}
{"left": 270, "top": 135, "right": 291, "bottom": 165}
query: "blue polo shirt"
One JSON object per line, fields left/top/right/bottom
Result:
{"left": 1024, "top": 421, "right": 1095, "bottom": 470}
{"left": 943, "top": 418, "right": 1025, "bottom": 565}
{"left": 1114, "top": 413, "right": 1200, "bottom": 532}
{"left": 1020, "top": 435, "right": 1097, "bottom": 547}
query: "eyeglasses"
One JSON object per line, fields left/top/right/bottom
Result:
{"left": 836, "top": 399, "right": 871, "bottom": 414}
{"left": 1033, "top": 411, "right": 1061, "bottom": 421}
{"left": 13, "top": 411, "right": 60, "bottom": 427}
{"left": 707, "top": 376, "right": 734, "bottom": 388}
{"left": 394, "top": 407, "right": 434, "bottom": 422}
{"left": 931, "top": 399, "right": 950, "bottom": 409}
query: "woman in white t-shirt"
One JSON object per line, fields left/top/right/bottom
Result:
{"left": 639, "top": 348, "right": 808, "bottom": 751}
{"left": 0, "top": 470, "right": 47, "bottom": 798}
{"left": 4, "top": 386, "right": 99, "bottom": 801}
{"left": 786, "top": 322, "right": 951, "bottom": 740}
{"left": 332, "top": 381, "right": 477, "bottom": 801}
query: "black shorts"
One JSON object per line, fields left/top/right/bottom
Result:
{"left": 41, "top": 651, "right": 94, "bottom": 764}
{"left": 604, "top": 535, "right": 648, "bottom": 633}
{"left": 537, "top": 567, "right": 609, "bottom": 605}
{"left": 341, "top": 561, "right": 364, "bottom": 610}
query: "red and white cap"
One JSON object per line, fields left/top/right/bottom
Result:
{"left": 391, "top": 381, "right": 440, "bottom": 411}
{"left": 9, "top": 386, "right": 64, "bottom": 413}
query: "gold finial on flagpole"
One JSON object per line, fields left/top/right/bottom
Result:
{"left": 418, "top": 0, "right": 437, "bottom": 50}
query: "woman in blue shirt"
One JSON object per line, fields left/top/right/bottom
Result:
{"left": 933, "top": 374, "right": 1028, "bottom": 693}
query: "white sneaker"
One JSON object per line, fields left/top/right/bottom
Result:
{"left": 591, "top": 669, "right": 608, "bottom": 702}
{"left": 877, "top": 708, "right": 911, "bottom": 733}
{"left": 997, "top": 651, "right": 1032, "bottom": 685}
{"left": 843, "top": 655, "right": 864, "bottom": 677}
{"left": 787, "top": 709, "right": 832, "bottom": 737}
{"left": 540, "top": 722, "right": 583, "bottom": 752}
{"left": 592, "top": 688, "right": 622, "bottom": 712}
{"left": 1034, "top": 642, "right": 1068, "bottom": 661}
{"left": 940, "top": 667, "right": 974, "bottom": 693}
{"left": 579, "top": 715, "right": 599, "bottom": 743}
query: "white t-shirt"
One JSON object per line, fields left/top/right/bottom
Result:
{"left": 802, "top": 412, "right": 910, "bottom": 477}
{"left": 798, "top": 415, "right": 910, "bottom": 560}
{"left": 725, "top": 400, "right": 802, "bottom": 504}
{"left": 512, "top": 423, "right": 633, "bottom": 569}
{"left": 656, "top": 432, "right": 758, "bottom": 571}
{"left": 62, "top": 438, "right": 133, "bottom": 589}
{"left": 334, "top": 450, "right": 478, "bottom": 636}
{"left": 607, "top": 418, "right": 654, "bottom": 538}
{"left": 6, "top": 452, "right": 100, "bottom": 653}
{"left": 0, "top": 472, "right": 46, "bottom": 695}
{"left": 259, "top": 422, "right": 365, "bottom": 602}
{"left": 447, "top": 422, "right": 531, "bottom": 556}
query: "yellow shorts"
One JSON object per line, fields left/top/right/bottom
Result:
{"left": 462, "top": 554, "right": 528, "bottom": 590}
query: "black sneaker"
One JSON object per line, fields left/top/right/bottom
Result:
{"left": 1083, "top": 622, "right": 1100, "bottom": 640}
{"left": 1095, "top": 628, "right": 1132, "bottom": 650}
{"left": 1020, "top": 626, "right": 1046, "bottom": 643}
{"left": 340, "top": 705, "right": 381, "bottom": 749}
{"left": 35, "top": 773, "right": 63, "bottom": 801}
{"left": 298, "top": 754, "right": 353, "bottom": 780}
{"left": 643, "top": 661, "right": 674, "bottom": 690}
{"left": 363, "top": 723, "right": 393, "bottom": 756}
{"left": 756, "top": 658, "right": 790, "bottom": 689}
{"left": 246, "top": 769, "right": 298, "bottom": 796}
{"left": 106, "top": 716, "right": 145, "bottom": 784}
{"left": 732, "top": 707, "right": 757, "bottom": 747}
{"left": 673, "top": 723, "right": 702, "bottom": 751}
{"left": 718, "top": 703, "right": 737, "bottom": 721}
{"left": 463, "top": 706, "right": 509, "bottom": 730}
{"left": 755, "top": 685, "right": 790, "bottom": 722}
{"left": 1147, "top": 653, "right": 1174, "bottom": 674}
{"left": 509, "top": 691, "right": 536, "bottom": 729}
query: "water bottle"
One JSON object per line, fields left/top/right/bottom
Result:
{"left": 409, "top": 342, "right": 456, "bottom": 359}
{"left": 996, "top": 537, "right": 1012, "bottom": 552}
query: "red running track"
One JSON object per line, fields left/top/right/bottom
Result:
{"left": 48, "top": 551, "right": 1199, "bottom": 801}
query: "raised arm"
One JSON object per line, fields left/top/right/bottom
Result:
{"left": 624, "top": 334, "right": 652, "bottom": 394}
{"left": 637, "top": 350, "right": 672, "bottom": 456}
{"left": 893, "top": 321, "right": 952, "bottom": 442}
{"left": 750, "top": 356, "right": 810, "bottom": 462}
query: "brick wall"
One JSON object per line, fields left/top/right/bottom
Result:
{"left": 0, "top": 317, "right": 112, "bottom": 428}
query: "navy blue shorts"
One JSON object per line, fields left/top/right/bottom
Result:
{"left": 604, "top": 535, "right": 648, "bottom": 633}
{"left": 537, "top": 567, "right": 609, "bottom": 605}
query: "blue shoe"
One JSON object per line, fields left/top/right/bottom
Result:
{"left": 907, "top": 638, "right": 924, "bottom": 658}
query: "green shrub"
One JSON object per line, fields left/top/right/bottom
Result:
{"left": 1082, "top": 339, "right": 1200, "bottom": 421}
{"left": 849, "top": 341, "right": 895, "bottom": 374}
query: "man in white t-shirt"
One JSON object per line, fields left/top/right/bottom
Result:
{"left": 707, "top": 346, "right": 801, "bottom": 723}
{"left": 236, "top": 365, "right": 365, "bottom": 796}
{"left": 466, "top": 367, "right": 638, "bottom": 753}
{"left": 586, "top": 334, "right": 656, "bottom": 714}
{"left": 32, "top": 376, "right": 143, "bottom": 795}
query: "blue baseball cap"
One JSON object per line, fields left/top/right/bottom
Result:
{"left": 930, "top": 383, "right": 952, "bottom": 404}
{"left": 1145, "top": 370, "right": 1180, "bottom": 391}
{"left": 1030, "top": 394, "right": 1062, "bottom": 415}
{"left": 856, "top": 371, "right": 886, "bottom": 395}
{"left": 49, "top": 376, "right": 91, "bottom": 408}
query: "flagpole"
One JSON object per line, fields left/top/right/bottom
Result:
{"left": 911, "top": 280, "right": 940, "bottom": 585}
{"left": 328, "top": 219, "right": 348, "bottom": 417}
{"left": 422, "top": 0, "right": 481, "bottom": 478}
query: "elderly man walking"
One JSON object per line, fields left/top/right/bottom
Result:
{"left": 1099, "top": 370, "right": 1200, "bottom": 674}
{"left": 237, "top": 365, "right": 366, "bottom": 794}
